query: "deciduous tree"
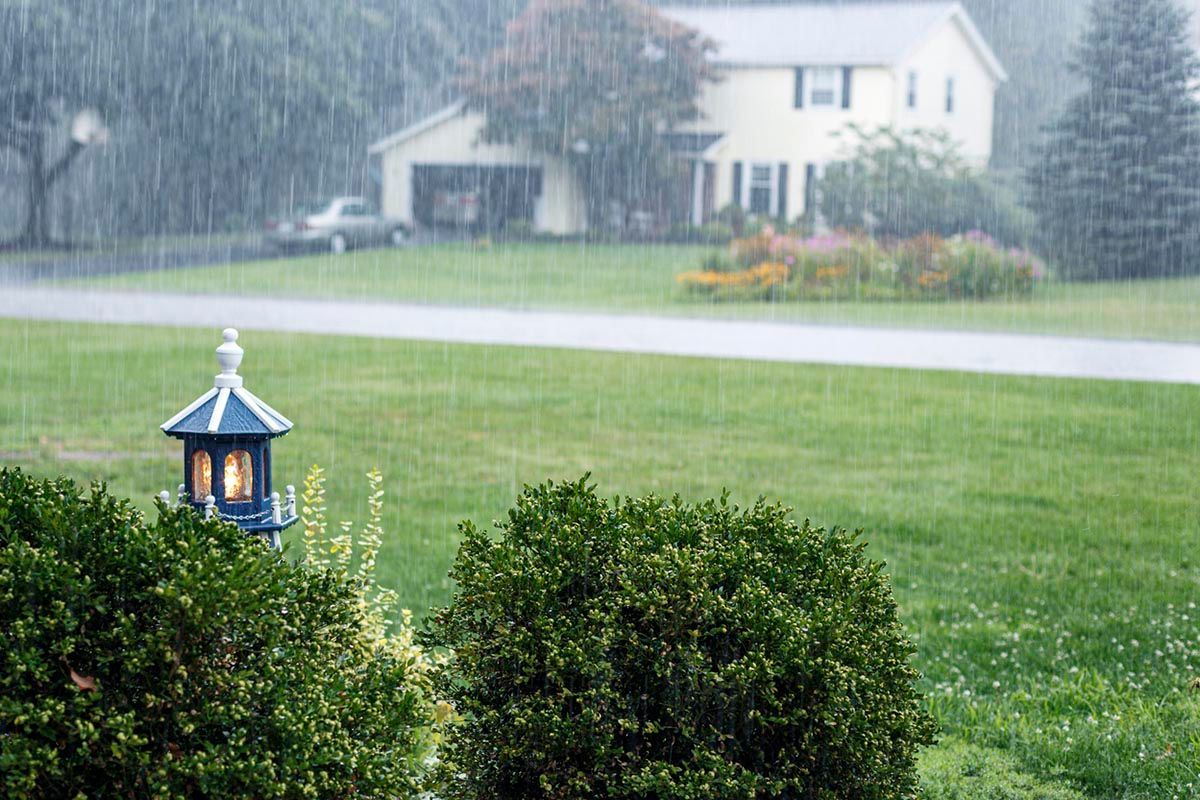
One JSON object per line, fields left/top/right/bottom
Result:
{"left": 0, "top": 0, "right": 458, "bottom": 245}
{"left": 460, "top": 0, "right": 717, "bottom": 230}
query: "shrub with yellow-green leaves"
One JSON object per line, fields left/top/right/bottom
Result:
{"left": 426, "top": 477, "right": 936, "bottom": 800}
{"left": 0, "top": 467, "right": 439, "bottom": 799}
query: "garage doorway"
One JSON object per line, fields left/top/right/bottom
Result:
{"left": 412, "top": 165, "right": 543, "bottom": 232}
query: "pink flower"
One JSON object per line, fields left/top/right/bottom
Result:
{"left": 800, "top": 231, "right": 855, "bottom": 254}
{"left": 1008, "top": 248, "right": 1046, "bottom": 279}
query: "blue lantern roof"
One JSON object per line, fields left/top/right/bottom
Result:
{"left": 162, "top": 329, "right": 293, "bottom": 439}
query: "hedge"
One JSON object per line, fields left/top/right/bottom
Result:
{"left": 0, "top": 468, "right": 436, "bottom": 799}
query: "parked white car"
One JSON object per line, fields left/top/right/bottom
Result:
{"left": 431, "top": 189, "right": 482, "bottom": 227}
{"left": 264, "top": 197, "right": 410, "bottom": 254}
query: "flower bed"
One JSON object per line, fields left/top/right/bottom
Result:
{"left": 678, "top": 229, "right": 1045, "bottom": 302}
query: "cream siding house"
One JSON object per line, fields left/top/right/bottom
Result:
{"left": 369, "top": 1, "right": 1006, "bottom": 235}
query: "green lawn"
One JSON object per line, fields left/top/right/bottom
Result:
{"left": 75, "top": 241, "right": 1200, "bottom": 342}
{"left": 2, "top": 318, "right": 1199, "bottom": 797}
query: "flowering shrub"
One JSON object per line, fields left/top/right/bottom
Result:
{"left": 426, "top": 477, "right": 936, "bottom": 800}
{"left": 0, "top": 466, "right": 446, "bottom": 799}
{"left": 679, "top": 227, "right": 1045, "bottom": 302}
{"left": 299, "top": 463, "right": 454, "bottom": 725}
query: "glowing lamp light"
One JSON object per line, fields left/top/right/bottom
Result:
{"left": 160, "top": 329, "right": 297, "bottom": 548}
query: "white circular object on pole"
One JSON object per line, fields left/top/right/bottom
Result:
{"left": 70, "top": 109, "right": 109, "bottom": 146}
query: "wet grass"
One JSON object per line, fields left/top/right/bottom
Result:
{"left": 2, "top": 318, "right": 1198, "bottom": 797}
{"left": 72, "top": 241, "right": 1200, "bottom": 342}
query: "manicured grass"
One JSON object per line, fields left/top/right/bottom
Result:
{"left": 75, "top": 241, "right": 1200, "bottom": 342}
{"left": 2, "top": 319, "right": 1199, "bottom": 797}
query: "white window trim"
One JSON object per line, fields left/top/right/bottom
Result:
{"left": 807, "top": 66, "right": 844, "bottom": 109}
{"left": 741, "top": 162, "right": 781, "bottom": 217}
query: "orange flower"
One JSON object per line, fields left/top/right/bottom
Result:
{"left": 917, "top": 270, "right": 949, "bottom": 288}
{"left": 676, "top": 261, "right": 790, "bottom": 291}
{"left": 814, "top": 265, "right": 850, "bottom": 281}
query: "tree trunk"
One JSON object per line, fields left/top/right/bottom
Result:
{"left": 20, "top": 133, "right": 50, "bottom": 248}
{"left": 17, "top": 132, "right": 85, "bottom": 250}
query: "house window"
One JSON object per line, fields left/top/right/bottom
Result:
{"left": 946, "top": 76, "right": 956, "bottom": 113}
{"left": 809, "top": 67, "right": 840, "bottom": 107}
{"left": 224, "top": 450, "right": 253, "bottom": 502}
{"left": 907, "top": 71, "right": 918, "bottom": 109}
{"left": 192, "top": 450, "right": 212, "bottom": 501}
{"left": 748, "top": 164, "right": 773, "bottom": 215}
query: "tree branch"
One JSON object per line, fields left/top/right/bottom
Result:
{"left": 44, "top": 141, "right": 85, "bottom": 187}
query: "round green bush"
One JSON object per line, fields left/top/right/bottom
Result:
{"left": 0, "top": 468, "right": 435, "bottom": 799}
{"left": 427, "top": 477, "right": 936, "bottom": 800}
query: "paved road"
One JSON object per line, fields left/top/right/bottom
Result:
{"left": 1, "top": 286, "right": 1199, "bottom": 384}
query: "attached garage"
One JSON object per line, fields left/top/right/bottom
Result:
{"left": 368, "top": 103, "right": 588, "bottom": 236}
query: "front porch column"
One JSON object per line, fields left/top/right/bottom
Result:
{"left": 690, "top": 159, "right": 706, "bottom": 227}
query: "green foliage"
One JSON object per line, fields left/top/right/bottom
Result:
{"left": 1028, "top": 0, "right": 1200, "bottom": 281}
{"left": 918, "top": 739, "right": 1087, "bottom": 800}
{"left": 426, "top": 477, "right": 936, "bottom": 800}
{"left": 0, "top": 0, "right": 460, "bottom": 239}
{"left": 459, "top": 0, "right": 718, "bottom": 228}
{"left": 0, "top": 467, "right": 438, "bottom": 799}
{"left": 818, "top": 125, "right": 1034, "bottom": 246}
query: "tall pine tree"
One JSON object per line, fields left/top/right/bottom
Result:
{"left": 1029, "top": 0, "right": 1200, "bottom": 280}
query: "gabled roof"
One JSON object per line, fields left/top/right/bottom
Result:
{"left": 161, "top": 329, "right": 293, "bottom": 439}
{"left": 660, "top": 2, "right": 1007, "bottom": 82}
{"left": 368, "top": 101, "right": 467, "bottom": 155}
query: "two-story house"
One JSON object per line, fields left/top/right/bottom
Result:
{"left": 368, "top": 2, "right": 1007, "bottom": 235}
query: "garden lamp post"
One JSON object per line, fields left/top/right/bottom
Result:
{"left": 159, "top": 328, "right": 297, "bottom": 549}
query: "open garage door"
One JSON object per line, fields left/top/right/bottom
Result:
{"left": 412, "top": 164, "right": 542, "bottom": 232}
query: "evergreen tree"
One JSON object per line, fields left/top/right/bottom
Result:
{"left": 1029, "top": 0, "right": 1200, "bottom": 280}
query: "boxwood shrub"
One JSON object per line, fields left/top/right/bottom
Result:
{"left": 427, "top": 477, "right": 936, "bottom": 800}
{"left": 0, "top": 468, "right": 436, "bottom": 799}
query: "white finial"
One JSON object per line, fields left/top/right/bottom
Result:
{"left": 214, "top": 328, "right": 244, "bottom": 388}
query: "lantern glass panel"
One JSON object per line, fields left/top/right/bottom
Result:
{"left": 225, "top": 450, "right": 253, "bottom": 502}
{"left": 192, "top": 450, "right": 212, "bottom": 501}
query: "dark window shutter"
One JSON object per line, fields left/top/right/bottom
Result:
{"left": 805, "top": 163, "right": 818, "bottom": 214}
{"left": 842, "top": 67, "right": 853, "bottom": 108}
{"left": 777, "top": 163, "right": 789, "bottom": 220}
{"left": 732, "top": 162, "right": 744, "bottom": 208}
{"left": 794, "top": 67, "right": 805, "bottom": 108}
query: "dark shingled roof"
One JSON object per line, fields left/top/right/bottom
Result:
{"left": 163, "top": 387, "right": 292, "bottom": 438}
